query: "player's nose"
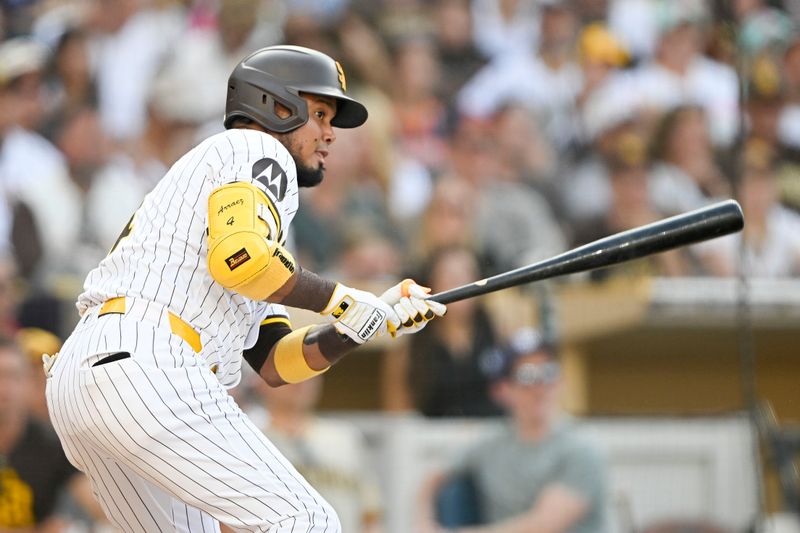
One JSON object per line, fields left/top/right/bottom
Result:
{"left": 322, "top": 125, "right": 335, "bottom": 144}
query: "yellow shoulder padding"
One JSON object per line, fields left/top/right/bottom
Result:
{"left": 273, "top": 326, "right": 330, "bottom": 384}
{"left": 207, "top": 182, "right": 295, "bottom": 300}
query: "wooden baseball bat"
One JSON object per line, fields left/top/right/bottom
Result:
{"left": 428, "top": 200, "right": 744, "bottom": 305}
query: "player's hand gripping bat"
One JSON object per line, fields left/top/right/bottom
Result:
{"left": 428, "top": 200, "right": 745, "bottom": 305}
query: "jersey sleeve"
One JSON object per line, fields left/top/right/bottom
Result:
{"left": 209, "top": 129, "right": 299, "bottom": 244}
{"left": 244, "top": 303, "right": 291, "bottom": 350}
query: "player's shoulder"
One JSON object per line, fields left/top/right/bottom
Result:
{"left": 201, "top": 128, "right": 292, "bottom": 164}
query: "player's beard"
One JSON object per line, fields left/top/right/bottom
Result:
{"left": 276, "top": 132, "right": 325, "bottom": 188}
{"left": 295, "top": 162, "right": 324, "bottom": 188}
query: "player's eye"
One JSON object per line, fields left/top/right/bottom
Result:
{"left": 315, "top": 110, "right": 326, "bottom": 119}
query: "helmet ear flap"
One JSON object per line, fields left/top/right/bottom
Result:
{"left": 261, "top": 92, "right": 308, "bottom": 132}
{"left": 224, "top": 75, "right": 309, "bottom": 132}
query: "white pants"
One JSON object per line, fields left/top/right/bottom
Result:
{"left": 46, "top": 309, "right": 341, "bottom": 533}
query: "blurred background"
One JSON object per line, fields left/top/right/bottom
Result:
{"left": 0, "top": 0, "right": 799, "bottom": 531}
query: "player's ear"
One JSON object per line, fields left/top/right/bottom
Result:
{"left": 274, "top": 101, "right": 291, "bottom": 119}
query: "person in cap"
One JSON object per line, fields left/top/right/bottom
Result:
{"left": 43, "top": 45, "right": 446, "bottom": 532}
{"left": 418, "top": 327, "right": 609, "bottom": 533}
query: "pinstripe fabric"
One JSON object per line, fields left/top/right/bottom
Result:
{"left": 77, "top": 129, "right": 298, "bottom": 388}
{"left": 46, "top": 129, "right": 341, "bottom": 532}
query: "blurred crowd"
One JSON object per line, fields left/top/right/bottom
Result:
{"left": 0, "top": 0, "right": 799, "bottom": 341}
{"left": 1, "top": 0, "right": 800, "bottom": 531}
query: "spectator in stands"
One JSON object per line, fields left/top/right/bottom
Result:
{"left": 255, "top": 376, "right": 383, "bottom": 533}
{"left": 332, "top": 11, "right": 411, "bottom": 227}
{"left": 16, "top": 326, "right": 59, "bottom": 426}
{"left": 0, "top": 256, "right": 18, "bottom": 338}
{"left": 560, "top": 107, "right": 638, "bottom": 225}
{"left": 292, "top": 125, "right": 394, "bottom": 275}
{"left": 549, "top": 21, "right": 630, "bottom": 220}
{"left": 649, "top": 105, "right": 728, "bottom": 215}
{"left": 458, "top": 0, "right": 581, "bottom": 148}
{"left": 0, "top": 37, "right": 66, "bottom": 262}
{"left": 390, "top": 34, "right": 449, "bottom": 171}
{"left": 334, "top": 226, "right": 403, "bottom": 286}
{"left": 431, "top": 0, "right": 488, "bottom": 103}
{"left": 42, "top": 26, "right": 97, "bottom": 125}
{"left": 778, "top": 37, "right": 800, "bottom": 153}
{"left": 490, "top": 103, "right": 558, "bottom": 205}
{"left": 694, "top": 138, "right": 800, "bottom": 277}
{"left": 336, "top": 10, "right": 395, "bottom": 95}
{"left": 571, "top": 130, "right": 691, "bottom": 279}
{"left": 156, "top": 0, "right": 280, "bottom": 134}
{"left": 0, "top": 336, "right": 103, "bottom": 530}
{"left": 406, "top": 173, "right": 476, "bottom": 270}
{"left": 88, "top": 0, "right": 183, "bottom": 142}
{"left": 745, "top": 53, "right": 785, "bottom": 149}
{"left": 573, "top": 0, "right": 607, "bottom": 25}
{"left": 626, "top": 1, "right": 739, "bottom": 147}
{"left": 445, "top": 120, "right": 566, "bottom": 275}
{"left": 417, "top": 326, "right": 609, "bottom": 532}
{"left": 607, "top": 0, "right": 661, "bottom": 61}
{"left": 573, "top": 22, "right": 630, "bottom": 146}
{"left": 734, "top": 0, "right": 794, "bottom": 59}
{"left": 469, "top": 0, "right": 541, "bottom": 59}
{"left": 777, "top": 38, "right": 800, "bottom": 211}
{"left": 383, "top": 245, "right": 503, "bottom": 417}
{"left": 119, "top": 62, "right": 215, "bottom": 190}
{"left": 16, "top": 106, "right": 144, "bottom": 297}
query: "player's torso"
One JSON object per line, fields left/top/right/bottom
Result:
{"left": 76, "top": 129, "right": 299, "bottom": 382}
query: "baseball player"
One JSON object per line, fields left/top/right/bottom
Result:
{"left": 43, "top": 45, "right": 446, "bottom": 533}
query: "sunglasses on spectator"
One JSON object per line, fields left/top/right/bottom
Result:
{"left": 511, "top": 361, "right": 560, "bottom": 386}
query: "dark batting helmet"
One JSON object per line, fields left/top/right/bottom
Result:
{"left": 224, "top": 45, "right": 368, "bottom": 133}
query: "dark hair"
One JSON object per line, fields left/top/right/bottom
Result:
{"left": 649, "top": 104, "right": 705, "bottom": 163}
{"left": 412, "top": 244, "right": 484, "bottom": 289}
{"left": 481, "top": 327, "right": 558, "bottom": 381}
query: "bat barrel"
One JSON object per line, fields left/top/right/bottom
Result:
{"left": 429, "top": 200, "right": 744, "bottom": 305}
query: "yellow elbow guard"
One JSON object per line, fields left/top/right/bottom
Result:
{"left": 273, "top": 326, "right": 330, "bottom": 383}
{"left": 207, "top": 182, "right": 296, "bottom": 300}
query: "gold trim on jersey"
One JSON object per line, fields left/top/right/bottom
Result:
{"left": 99, "top": 297, "right": 202, "bottom": 353}
{"left": 260, "top": 316, "right": 292, "bottom": 328}
{"left": 99, "top": 297, "right": 126, "bottom": 315}
{"left": 260, "top": 192, "right": 282, "bottom": 242}
{"left": 168, "top": 313, "right": 202, "bottom": 353}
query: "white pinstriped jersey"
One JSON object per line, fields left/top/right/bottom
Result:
{"left": 77, "top": 128, "right": 299, "bottom": 387}
{"left": 48, "top": 127, "right": 342, "bottom": 532}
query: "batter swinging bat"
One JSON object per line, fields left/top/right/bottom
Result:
{"left": 428, "top": 199, "right": 745, "bottom": 305}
